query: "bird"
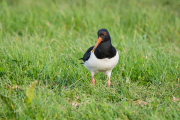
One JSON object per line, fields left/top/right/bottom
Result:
{"left": 79, "top": 29, "right": 119, "bottom": 87}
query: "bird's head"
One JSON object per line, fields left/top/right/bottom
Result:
{"left": 92, "top": 29, "right": 111, "bottom": 52}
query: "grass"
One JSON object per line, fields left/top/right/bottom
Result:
{"left": 0, "top": 0, "right": 180, "bottom": 119}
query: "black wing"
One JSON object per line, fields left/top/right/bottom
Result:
{"left": 79, "top": 46, "right": 94, "bottom": 62}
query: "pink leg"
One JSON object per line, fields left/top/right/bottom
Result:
{"left": 107, "top": 77, "right": 110, "bottom": 87}
{"left": 91, "top": 76, "right": 95, "bottom": 85}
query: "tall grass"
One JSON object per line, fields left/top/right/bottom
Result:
{"left": 0, "top": 0, "right": 180, "bottom": 119}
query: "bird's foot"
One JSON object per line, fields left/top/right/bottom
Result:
{"left": 107, "top": 78, "right": 110, "bottom": 87}
{"left": 92, "top": 76, "right": 95, "bottom": 85}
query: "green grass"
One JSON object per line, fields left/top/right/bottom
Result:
{"left": 0, "top": 0, "right": 180, "bottom": 119}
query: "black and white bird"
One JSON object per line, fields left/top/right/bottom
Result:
{"left": 79, "top": 29, "right": 119, "bottom": 87}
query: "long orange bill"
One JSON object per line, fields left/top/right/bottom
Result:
{"left": 92, "top": 37, "right": 102, "bottom": 52}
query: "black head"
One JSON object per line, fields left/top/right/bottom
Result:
{"left": 97, "top": 29, "right": 111, "bottom": 42}
{"left": 91, "top": 29, "right": 111, "bottom": 52}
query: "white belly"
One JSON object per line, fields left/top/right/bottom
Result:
{"left": 84, "top": 51, "right": 119, "bottom": 73}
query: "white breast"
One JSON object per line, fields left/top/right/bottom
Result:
{"left": 84, "top": 50, "right": 119, "bottom": 73}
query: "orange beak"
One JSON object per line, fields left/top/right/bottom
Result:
{"left": 92, "top": 37, "right": 102, "bottom": 52}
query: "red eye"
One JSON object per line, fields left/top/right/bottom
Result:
{"left": 104, "top": 32, "right": 106, "bottom": 35}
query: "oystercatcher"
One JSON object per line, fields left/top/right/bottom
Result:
{"left": 79, "top": 29, "right": 119, "bottom": 87}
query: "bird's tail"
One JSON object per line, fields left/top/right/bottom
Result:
{"left": 79, "top": 58, "right": 84, "bottom": 64}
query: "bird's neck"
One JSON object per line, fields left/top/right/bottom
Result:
{"left": 94, "top": 39, "right": 116, "bottom": 59}
{"left": 98, "top": 40, "right": 112, "bottom": 50}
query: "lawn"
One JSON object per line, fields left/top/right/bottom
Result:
{"left": 0, "top": 0, "right": 180, "bottom": 119}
